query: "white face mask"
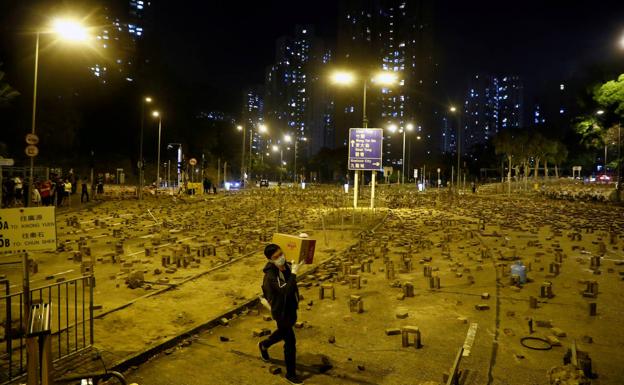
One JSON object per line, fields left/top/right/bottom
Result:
{"left": 273, "top": 255, "right": 286, "bottom": 267}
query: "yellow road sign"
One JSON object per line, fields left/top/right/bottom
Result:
{"left": 0, "top": 207, "right": 57, "bottom": 252}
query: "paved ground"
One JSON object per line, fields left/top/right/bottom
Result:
{"left": 3, "top": 186, "right": 624, "bottom": 385}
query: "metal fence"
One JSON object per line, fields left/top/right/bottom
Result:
{"left": 0, "top": 275, "right": 94, "bottom": 384}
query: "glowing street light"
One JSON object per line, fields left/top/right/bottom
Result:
{"left": 138, "top": 96, "right": 153, "bottom": 199}
{"left": 52, "top": 18, "right": 89, "bottom": 42}
{"left": 259, "top": 123, "right": 268, "bottom": 133}
{"left": 27, "top": 16, "right": 92, "bottom": 207}
{"left": 151, "top": 111, "right": 163, "bottom": 190}
{"left": 387, "top": 124, "right": 398, "bottom": 133}
{"left": 619, "top": 33, "right": 624, "bottom": 49}
{"left": 596, "top": 110, "right": 605, "bottom": 115}
{"left": 330, "top": 69, "right": 398, "bottom": 209}
{"left": 331, "top": 71, "right": 355, "bottom": 85}
{"left": 372, "top": 71, "right": 398, "bottom": 85}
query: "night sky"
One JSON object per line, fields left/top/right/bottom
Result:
{"left": 1, "top": 0, "right": 623, "bottom": 164}
{"left": 150, "top": 0, "right": 624, "bottom": 110}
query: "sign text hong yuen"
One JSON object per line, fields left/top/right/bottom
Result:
{"left": 348, "top": 128, "right": 383, "bottom": 171}
{"left": 0, "top": 207, "right": 57, "bottom": 252}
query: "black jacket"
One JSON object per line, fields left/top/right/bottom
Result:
{"left": 262, "top": 261, "right": 299, "bottom": 324}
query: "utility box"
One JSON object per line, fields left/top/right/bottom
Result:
{"left": 272, "top": 233, "right": 316, "bottom": 264}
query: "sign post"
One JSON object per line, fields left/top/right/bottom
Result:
{"left": 348, "top": 128, "right": 383, "bottom": 209}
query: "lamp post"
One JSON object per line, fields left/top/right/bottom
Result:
{"left": 138, "top": 96, "right": 152, "bottom": 199}
{"left": 402, "top": 123, "right": 414, "bottom": 184}
{"left": 27, "top": 18, "right": 89, "bottom": 207}
{"left": 331, "top": 70, "right": 397, "bottom": 208}
{"left": 152, "top": 111, "right": 162, "bottom": 191}
{"left": 272, "top": 145, "right": 283, "bottom": 183}
{"left": 450, "top": 106, "right": 461, "bottom": 191}
{"left": 237, "top": 125, "right": 245, "bottom": 185}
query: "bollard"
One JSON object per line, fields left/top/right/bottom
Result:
{"left": 589, "top": 302, "right": 597, "bottom": 316}
{"left": 403, "top": 282, "right": 414, "bottom": 297}
{"left": 529, "top": 296, "right": 538, "bottom": 309}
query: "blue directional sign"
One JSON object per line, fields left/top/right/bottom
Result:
{"left": 348, "top": 128, "right": 383, "bottom": 171}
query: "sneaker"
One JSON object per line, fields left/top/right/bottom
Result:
{"left": 284, "top": 375, "right": 304, "bottom": 385}
{"left": 258, "top": 341, "right": 270, "bottom": 362}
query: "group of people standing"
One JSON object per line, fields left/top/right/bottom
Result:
{"left": 1, "top": 173, "right": 94, "bottom": 208}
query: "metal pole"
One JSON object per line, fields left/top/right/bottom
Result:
{"left": 617, "top": 124, "right": 621, "bottom": 197}
{"left": 248, "top": 128, "right": 253, "bottom": 179}
{"left": 401, "top": 130, "right": 406, "bottom": 185}
{"left": 294, "top": 140, "right": 297, "bottom": 184}
{"left": 279, "top": 149, "right": 283, "bottom": 183}
{"left": 457, "top": 113, "right": 461, "bottom": 191}
{"left": 353, "top": 171, "right": 359, "bottom": 208}
{"left": 355, "top": 79, "right": 367, "bottom": 209}
{"left": 138, "top": 99, "right": 145, "bottom": 200}
{"left": 370, "top": 171, "right": 376, "bottom": 209}
{"left": 240, "top": 126, "right": 246, "bottom": 185}
{"left": 156, "top": 117, "right": 162, "bottom": 191}
{"left": 27, "top": 32, "right": 40, "bottom": 208}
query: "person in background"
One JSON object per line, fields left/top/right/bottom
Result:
{"left": 81, "top": 178, "right": 89, "bottom": 203}
{"left": 39, "top": 179, "right": 51, "bottom": 206}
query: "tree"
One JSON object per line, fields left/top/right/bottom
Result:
{"left": 0, "top": 69, "right": 19, "bottom": 107}
{"left": 594, "top": 74, "right": 624, "bottom": 118}
{"left": 550, "top": 141, "right": 568, "bottom": 179}
{"left": 493, "top": 130, "right": 514, "bottom": 194}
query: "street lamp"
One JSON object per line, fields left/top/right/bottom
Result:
{"left": 331, "top": 69, "right": 397, "bottom": 208}
{"left": 402, "top": 123, "right": 414, "bottom": 184}
{"left": 272, "top": 145, "right": 283, "bottom": 183}
{"left": 237, "top": 125, "right": 245, "bottom": 185}
{"left": 449, "top": 105, "right": 461, "bottom": 190}
{"left": 152, "top": 111, "right": 162, "bottom": 190}
{"left": 27, "top": 17, "right": 90, "bottom": 207}
{"left": 138, "top": 96, "right": 153, "bottom": 199}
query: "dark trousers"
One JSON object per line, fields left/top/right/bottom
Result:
{"left": 263, "top": 320, "right": 296, "bottom": 376}
{"left": 81, "top": 190, "right": 89, "bottom": 203}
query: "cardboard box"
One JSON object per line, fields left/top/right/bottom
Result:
{"left": 272, "top": 233, "right": 316, "bottom": 264}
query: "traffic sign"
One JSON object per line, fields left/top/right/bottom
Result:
{"left": 189, "top": 158, "right": 197, "bottom": 166}
{"left": 348, "top": 128, "right": 383, "bottom": 171}
{"left": 0, "top": 158, "right": 14, "bottom": 166}
{"left": 25, "top": 145, "right": 39, "bottom": 157}
{"left": 0, "top": 207, "right": 57, "bottom": 252}
{"left": 25, "top": 133, "right": 39, "bottom": 145}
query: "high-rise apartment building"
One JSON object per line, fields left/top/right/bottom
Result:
{"left": 90, "top": 1, "right": 150, "bottom": 83}
{"left": 264, "top": 26, "right": 334, "bottom": 162}
{"left": 241, "top": 86, "right": 266, "bottom": 157}
{"left": 456, "top": 74, "right": 524, "bottom": 157}
{"left": 336, "top": 0, "right": 438, "bottom": 167}
{"left": 462, "top": 75, "right": 499, "bottom": 153}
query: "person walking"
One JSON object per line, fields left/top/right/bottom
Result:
{"left": 258, "top": 244, "right": 304, "bottom": 385}
{"left": 81, "top": 178, "right": 89, "bottom": 203}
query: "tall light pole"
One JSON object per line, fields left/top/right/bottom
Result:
{"left": 402, "top": 123, "right": 414, "bottom": 184}
{"left": 331, "top": 70, "right": 397, "bottom": 208}
{"left": 450, "top": 106, "right": 461, "bottom": 191}
{"left": 138, "top": 96, "right": 152, "bottom": 199}
{"left": 272, "top": 145, "right": 283, "bottom": 183}
{"left": 27, "top": 18, "right": 89, "bottom": 207}
{"left": 152, "top": 111, "right": 162, "bottom": 190}
{"left": 237, "top": 125, "right": 245, "bottom": 185}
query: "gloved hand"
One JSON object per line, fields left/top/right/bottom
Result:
{"left": 259, "top": 296, "right": 271, "bottom": 311}
{"left": 291, "top": 260, "right": 303, "bottom": 275}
